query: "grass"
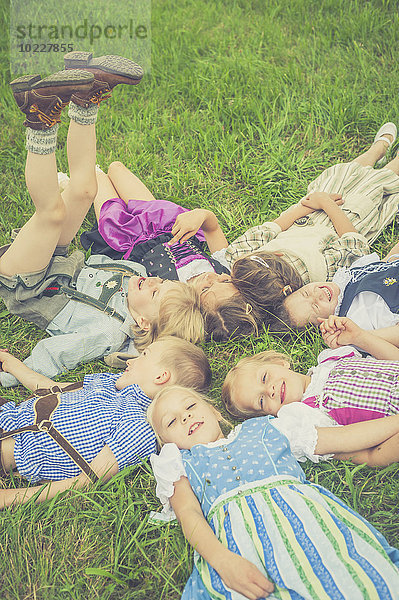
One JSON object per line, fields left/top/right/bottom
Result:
{"left": 1, "top": 0, "right": 399, "bottom": 597}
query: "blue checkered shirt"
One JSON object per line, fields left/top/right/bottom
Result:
{"left": 0, "top": 373, "right": 156, "bottom": 482}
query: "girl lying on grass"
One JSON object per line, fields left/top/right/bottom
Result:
{"left": 266, "top": 232, "right": 399, "bottom": 336}
{"left": 222, "top": 316, "right": 399, "bottom": 466}
{"left": 80, "top": 123, "right": 399, "bottom": 340}
{"left": 0, "top": 53, "right": 204, "bottom": 388}
{"left": 148, "top": 385, "right": 399, "bottom": 600}
{"left": 0, "top": 336, "right": 211, "bottom": 508}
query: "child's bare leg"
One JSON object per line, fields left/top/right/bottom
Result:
{"left": 107, "top": 160, "right": 156, "bottom": 203}
{"left": 383, "top": 152, "right": 399, "bottom": 176}
{"left": 0, "top": 143, "right": 65, "bottom": 276}
{"left": 354, "top": 123, "right": 397, "bottom": 167}
{"left": 57, "top": 107, "right": 98, "bottom": 246}
{"left": 353, "top": 140, "right": 392, "bottom": 167}
{"left": 93, "top": 171, "right": 119, "bottom": 221}
{"left": 0, "top": 152, "right": 65, "bottom": 276}
{"left": 0, "top": 70, "right": 96, "bottom": 277}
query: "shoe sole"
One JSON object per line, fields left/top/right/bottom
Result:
{"left": 10, "top": 70, "right": 94, "bottom": 93}
{"left": 64, "top": 51, "right": 143, "bottom": 83}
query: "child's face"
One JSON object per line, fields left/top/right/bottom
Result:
{"left": 192, "top": 272, "right": 237, "bottom": 310}
{"left": 115, "top": 340, "right": 167, "bottom": 396}
{"left": 151, "top": 390, "right": 224, "bottom": 449}
{"left": 283, "top": 282, "right": 341, "bottom": 327}
{"left": 127, "top": 276, "right": 178, "bottom": 327}
{"left": 231, "top": 360, "right": 309, "bottom": 416}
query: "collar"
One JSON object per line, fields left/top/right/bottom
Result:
{"left": 120, "top": 308, "right": 136, "bottom": 336}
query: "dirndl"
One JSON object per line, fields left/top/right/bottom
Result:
{"left": 182, "top": 476, "right": 399, "bottom": 600}
{"left": 98, "top": 197, "right": 206, "bottom": 259}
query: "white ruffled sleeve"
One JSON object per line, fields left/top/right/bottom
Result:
{"left": 150, "top": 443, "right": 187, "bottom": 520}
{"left": 272, "top": 403, "right": 339, "bottom": 463}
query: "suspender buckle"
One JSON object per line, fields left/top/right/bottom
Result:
{"left": 37, "top": 420, "right": 53, "bottom": 432}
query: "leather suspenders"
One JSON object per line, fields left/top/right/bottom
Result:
{"left": 0, "top": 383, "right": 98, "bottom": 482}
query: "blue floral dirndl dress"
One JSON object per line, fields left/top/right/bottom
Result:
{"left": 179, "top": 417, "right": 399, "bottom": 599}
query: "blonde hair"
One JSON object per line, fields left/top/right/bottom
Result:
{"left": 132, "top": 283, "right": 204, "bottom": 351}
{"left": 154, "top": 336, "right": 212, "bottom": 392}
{"left": 147, "top": 385, "right": 232, "bottom": 448}
{"left": 221, "top": 350, "right": 291, "bottom": 418}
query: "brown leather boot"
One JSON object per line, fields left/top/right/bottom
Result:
{"left": 10, "top": 70, "right": 94, "bottom": 129}
{"left": 64, "top": 51, "right": 143, "bottom": 108}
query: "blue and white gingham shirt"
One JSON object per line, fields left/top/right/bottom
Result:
{"left": 0, "top": 373, "right": 156, "bottom": 482}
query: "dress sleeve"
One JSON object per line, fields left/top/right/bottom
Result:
{"left": 150, "top": 443, "right": 187, "bottom": 517}
{"left": 273, "top": 403, "right": 339, "bottom": 462}
{"left": 224, "top": 222, "right": 281, "bottom": 264}
{"left": 322, "top": 232, "right": 370, "bottom": 279}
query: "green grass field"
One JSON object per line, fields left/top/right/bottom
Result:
{"left": 1, "top": 0, "right": 399, "bottom": 598}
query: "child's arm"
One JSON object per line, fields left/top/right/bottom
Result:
{"left": 315, "top": 414, "right": 399, "bottom": 461}
{"left": 0, "top": 350, "right": 60, "bottom": 391}
{"left": 0, "top": 445, "right": 119, "bottom": 509}
{"left": 333, "top": 433, "right": 399, "bottom": 466}
{"left": 171, "top": 476, "right": 274, "bottom": 599}
{"left": 318, "top": 316, "right": 399, "bottom": 360}
{"left": 168, "top": 209, "right": 228, "bottom": 253}
{"left": 274, "top": 192, "right": 346, "bottom": 232}
{"left": 299, "top": 192, "right": 357, "bottom": 236}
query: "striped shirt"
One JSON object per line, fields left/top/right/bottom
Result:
{"left": 0, "top": 373, "right": 156, "bottom": 482}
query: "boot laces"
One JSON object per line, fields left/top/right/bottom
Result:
{"left": 29, "top": 98, "right": 63, "bottom": 127}
{"left": 89, "top": 89, "right": 112, "bottom": 105}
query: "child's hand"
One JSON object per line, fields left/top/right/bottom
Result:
{"left": 168, "top": 209, "right": 207, "bottom": 245}
{"left": 318, "top": 316, "right": 363, "bottom": 349}
{"left": 301, "top": 192, "right": 343, "bottom": 211}
{"left": 0, "top": 349, "right": 23, "bottom": 374}
{"left": 218, "top": 552, "right": 274, "bottom": 599}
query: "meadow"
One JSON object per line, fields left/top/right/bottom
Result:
{"left": 1, "top": 0, "right": 399, "bottom": 597}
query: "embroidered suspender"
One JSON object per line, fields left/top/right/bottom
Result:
{"left": 58, "top": 262, "right": 143, "bottom": 322}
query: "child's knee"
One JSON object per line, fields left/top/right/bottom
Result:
{"left": 108, "top": 160, "right": 127, "bottom": 177}
{"left": 68, "top": 179, "right": 97, "bottom": 205}
{"left": 37, "top": 201, "right": 67, "bottom": 227}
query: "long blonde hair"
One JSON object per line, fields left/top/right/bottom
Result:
{"left": 222, "top": 350, "right": 291, "bottom": 418}
{"left": 132, "top": 283, "right": 204, "bottom": 350}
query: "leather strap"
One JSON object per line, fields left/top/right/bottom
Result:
{"left": 0, "top": 383, "right": 98, "bottom": 482}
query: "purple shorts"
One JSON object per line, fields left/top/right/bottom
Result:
{"left": 98, "top": 198, "right": 206, "bottom": 259}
